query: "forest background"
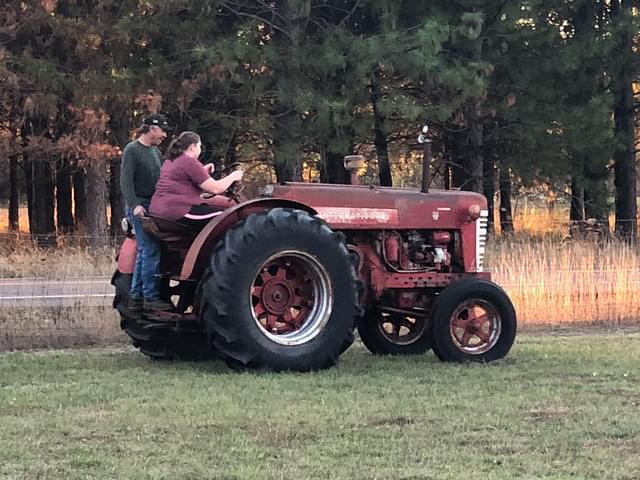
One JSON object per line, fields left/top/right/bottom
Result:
{"left": 1, "top": 0, "right": 638, "bottom": 247}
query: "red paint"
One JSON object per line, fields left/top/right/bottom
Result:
{"left": 270, "top": 183, "right": 485, "bottom": 230}
{"left": 450, "top": 302, "right": 495, "bottom": 350}
{"left": 384, "top": 234, "right": 401, "bottom": 264}
{"left": 432, "top": 231, "right": 451, "bottom": 245}
{"left": 117, "top": 237, "right": 137, "bottom": 274}
{"left": 270, "top": 183, "right": 487, "bottom": 272}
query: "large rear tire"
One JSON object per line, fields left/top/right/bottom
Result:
{"left": 430, "top": 278, "right": 517, "bottom": 363}
{"left": 199, "top": 208, "right": 359, "bottom": 372}
{"left": 111, "top": 271, "right": 213, "bottom": 361}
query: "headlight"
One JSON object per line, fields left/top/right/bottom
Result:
{"left": 468, "top": 204, "right": 481, "bottom": 221}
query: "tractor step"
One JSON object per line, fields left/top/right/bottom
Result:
{"left": 142, "top": 310, "right": 198, "bottom": 323}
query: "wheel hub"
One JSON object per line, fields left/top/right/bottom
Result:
{"left": 251, "top": 252, "right": 332, "bottom": 343}
{"left": 449, "top": 300, "right": 501, "bottom": 354}
{"left": 262, "top": 280, "right": 294, "bottom": 314}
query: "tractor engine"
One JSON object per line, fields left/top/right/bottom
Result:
{"left": 381, "top": 230, "right": 451, "bottom": 272}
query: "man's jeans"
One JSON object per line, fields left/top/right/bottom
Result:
{"left": 126, "top": 206, "right": 161, "bottom": 300}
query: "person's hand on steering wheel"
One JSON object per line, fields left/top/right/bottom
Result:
{"left": 201, "top": 162, "right": 246, "bottom": 203}
{"left": 226, "top": 170, "right": 244, "bottom": 185}
{"left": 224, "top": 169, "right": 245, "bottom": 202}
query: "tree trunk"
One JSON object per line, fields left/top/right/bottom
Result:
{"left": 9, "top": 155, "right": 19, "bottom": 232}
{"left": 73, "top": 167, "right": 88, "bottom": 229}
{"left": 573, "top": 2, "right": 609, "bottom": 232}
{"left": 460, "top": 34, "right": 486, "bottom": 195}
{"left": 22, "top": 117, "right": 56, "bottom": 245}
{"left": 109, "top": 109, "right": 129, "bottom": 236}
{"left": 584, "top": 157, "right": 609, "bottom": 227}
{"left": 371, "top": 69, "right": 392, "bottom": 187}
{"left": 612, "top": 2, "right": 637, "bottom": 241}
{"left": 320, "top": 146, "right": 350, "bottom": 184}
{"left": 613, "top": 79, "right": 636, "bottom": 240}
{"left": 498, "top": 166, "right": 513, "bottom": 234}
{"left": 56, "top": 159, "right": 74, "bottom": 233}
{"left": 447, "top": 126, "right": 469, "bottom": 189}
{"left": 109, "top": 157, "right": 125, "bottom": 237}
{"left": 226, "top": 131, "right": 238, "bottom": 165}
{"left": 483, "top": 153, "right": 496, "bottom": 235}
{"left": 274, "top": 159, "right": 303, "bottom": 183}
{"left": 271, "top": 0, "right": 309, "bottom": 183}
{"left": 570, "top": 176, "right": 584, "bottom": 222}
{"left": 466, "top": 99, "right": 484, "bottom": 194}
{"left": 85, "top": 161, "right": 109, "bottom": 248}
{"left": 30, "top": 160, "right": 57, "bottom": 246}
{"left": 24, "top": 156, "right": 34, "bottom": 234}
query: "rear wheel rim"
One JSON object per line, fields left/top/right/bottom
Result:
{"left": 449, "top": 299, "right": 501, "bottom": 354}
{"left": 250, "top": 250, "right": 333, "bottom": 346}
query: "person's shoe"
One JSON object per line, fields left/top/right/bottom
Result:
{"left": 128, "top": 297, "right": 143, "bottom": 314}
{"left": 143, "top": 299, "right": 173, "bottom": 312}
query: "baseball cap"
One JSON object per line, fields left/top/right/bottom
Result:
{"left": 142, "top": 114, "right": 172, "bottom": 131}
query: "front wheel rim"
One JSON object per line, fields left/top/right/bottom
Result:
{"left": 377, "top": 311, "right": 427, "bottom": 346}
{"left": 250, "top": 250, "right": 333, "bottom": 346}
{"left": 449, "top": 299, "right": 501, "bottom": 355}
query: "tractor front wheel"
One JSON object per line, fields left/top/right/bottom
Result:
{"left": 357, "top": 306, "right": 432, "bottom": 355}
{"left": 199, "top": 208, "right": 360, "bottom": 372}
{"left": 430, "top": 278, "right": 516, "bottom": 363}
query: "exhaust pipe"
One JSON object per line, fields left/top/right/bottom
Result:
{"left": 343, "top": 155, "right": 365, "bottom": 186}
{"left": 418, "top": 125, "right": 431, "bottom": 194}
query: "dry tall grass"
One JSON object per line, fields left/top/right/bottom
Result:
{"left": 0, "top": 245, "right": 115, "bottom": 279}
{"left": 487, "top": 235, "right": 640, "bottom": 326}
{"left": 0, "top": 306, "right": 123, "bottom": 351}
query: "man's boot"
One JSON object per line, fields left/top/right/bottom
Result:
{"left": 143, "top": 298, "right": 173, "bottom": 312}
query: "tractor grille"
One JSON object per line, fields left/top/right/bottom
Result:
{"left": 476, "top": 210, "right": 489, "bottom": 272}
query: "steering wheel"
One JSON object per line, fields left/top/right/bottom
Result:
{"left": 202, "top": 162, "right": 246, "bottom": 204}
{"left": 221, "top": 162, "right": 245, "bottom": 203}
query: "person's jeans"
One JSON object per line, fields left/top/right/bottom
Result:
{"left": 126, "top": 205, "right": 161, "bottom": 300}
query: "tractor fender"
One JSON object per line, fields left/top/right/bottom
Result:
{"left": 178, "top": 198, "right": 317, "bottom": 281}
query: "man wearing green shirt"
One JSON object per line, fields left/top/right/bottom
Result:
{"left": 120, "top": 114, "right": 172, "bottom": 313}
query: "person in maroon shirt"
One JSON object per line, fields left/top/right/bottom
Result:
{"left": 149, "top": 131, "right": 243, "bottom": 225}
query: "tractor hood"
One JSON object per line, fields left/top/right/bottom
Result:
{"left": 265, "top": 182, "right": 487, "bottom": 230}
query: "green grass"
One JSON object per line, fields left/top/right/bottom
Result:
{"left": 1, "top": 330, "right": 639, "bottom": 480}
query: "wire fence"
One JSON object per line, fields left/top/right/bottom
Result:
{"left": 0, "top": 231, "right": 123, "bottom": 249}
{"left": 3, "top": 228, "right": 640, "bottom": 350}
{"left": 1, "top": 269, "right": 640, "bottom": 351}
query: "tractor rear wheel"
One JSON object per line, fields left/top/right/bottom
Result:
{"left": 199, "top": 208, "right": 359, "bottom": 372}
{"left": 430, "top": 278, "right": 516, "bottom": 363}
{"left": 111, "top": 271, "right": 213, "bottom": 361}
{"left": 357, "top": 306, "right": 432, "bottom": 355}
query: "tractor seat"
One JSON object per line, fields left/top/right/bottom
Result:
{"left": 139, "top": 215, "right": 201, "bottom": 245}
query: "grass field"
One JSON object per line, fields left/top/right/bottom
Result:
{"left": 1, "top": 329, "right": 639, "bottom": 480}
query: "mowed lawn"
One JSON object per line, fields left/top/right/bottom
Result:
{"left": 1, "top": 330, "right": 639, "bottom": 480}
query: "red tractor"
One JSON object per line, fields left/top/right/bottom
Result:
{"left": 111, "top": 127, "right": 516, "bottom": 371}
